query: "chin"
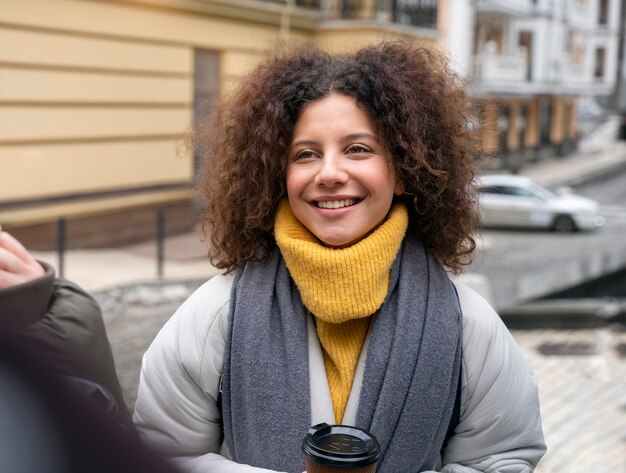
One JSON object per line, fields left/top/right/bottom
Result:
{"left": 319, "top": 236, "right": 358, "bottom": 249}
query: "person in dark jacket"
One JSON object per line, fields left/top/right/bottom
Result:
{"left": 0, "top": 334, "right": 181, "bottom": 473}
{"left": 0, "top": 225, "right": 131, "bottom": 427}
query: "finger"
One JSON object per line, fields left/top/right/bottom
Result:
{"left": 0, "top": 230, "right": 38, "bottom": 266}
{"left": 0, "top": 268, "right": 24, "bottom": 289}
{"left": 0, "top": 246, "right": 24, "bottom": 273}
{"left": 0, "top": 246, "right": 44, "bottom": 282}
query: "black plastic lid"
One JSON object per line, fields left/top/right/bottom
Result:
{"left": 302, "top": 423, "right": 380, "bottom": 468}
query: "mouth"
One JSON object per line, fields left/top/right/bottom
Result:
{"left": 314, "top": 198, "right": 360, "bottom": 209}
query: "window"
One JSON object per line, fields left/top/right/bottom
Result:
{"left": 566, "top": 32, "right": 585, "bottom": 65}
{"left": 479, "top": 186, "right": 504, "bottom": 195}
{"left": 340, "top": 0, "right": 361, "bottom": 19}
{"left": 598, "top": 0, "right": 609, "bottom": 25}
{"left": 594, "top": 47, "right": 606, "bottom": 79}
{"left": 258, "top": 0, "right": 320, "bottom": 7}
{"left": 479, "top": 184, "right": 554, "bottom": 199}
{"left": 518, "top": 31, "right": 533, "bottom": 81}
{"left": 498, "top": 186, "right": 537, "bottom": 198}
{"left": 295, "top": 0, "right": 320, "bottom": 7}
{"left": 393, "top": 0, "right": 438, "bottom": 28}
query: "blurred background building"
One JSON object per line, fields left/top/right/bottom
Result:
{"left": 468, "top": 0, "right": 622, "bottom": 169}
{"left": 0, "top": 0, "right": 622, "bottom": 248}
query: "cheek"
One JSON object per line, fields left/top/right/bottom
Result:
{"left": 285, "top": 170, "right": 306, "bottom": 204}
{"left": 376, "top": 167, "right": 399, "bottom": 199}
{"left": 285, "top": 168, "right": 297, "bottom": 196}
{"left": 286, "top": 179, "right": 302, "bottom": 210}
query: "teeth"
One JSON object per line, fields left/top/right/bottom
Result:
{"left": 316, "top": 199, "right": 357, "bottom": 209}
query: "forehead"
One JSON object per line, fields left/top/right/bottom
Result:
{"left": 292, "top": 94, "right": 377, "bottom": 136}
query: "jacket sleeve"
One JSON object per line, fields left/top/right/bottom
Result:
{"left": 8, "top": 262, "right": 130, "bottom": 426}
{"left": 0, "top": 261, "right": 55, "bottom": 331}
{"left": 424, "top": 282, "right": 546, "bottom": 473}
{"left": 133, "top": 275, "right": 287, "bottom": 473}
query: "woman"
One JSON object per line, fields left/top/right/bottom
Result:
{"left": 133, "top": 42, "right": 546, "bottom": 473}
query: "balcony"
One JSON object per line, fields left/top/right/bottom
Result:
{"left": 475, "top": 0, "right": 535, "bottom": 17}
{"left": 393, "top": 1, "right": 438, "bottom": 29}
{"left": 560, "top": 54, "right": 588, "bottom": 85}
{"left": 254, "top": 1, "right": 439, "bottom": 30}
{"left": 258, "top": 0, "right": 321, "bottom": 7}
{"left": 474, "top": 43, "right": 529, "bottom": 84}
{"left": 325, "top": 0, "right": 438, "bottom": 29}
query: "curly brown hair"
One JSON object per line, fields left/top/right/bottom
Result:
{"left": 197, "top": 41, "right": 478, "bottom": 274}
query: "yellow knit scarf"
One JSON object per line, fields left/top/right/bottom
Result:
{"left": 274, "top": 200, "right": 408, "bottom": 423}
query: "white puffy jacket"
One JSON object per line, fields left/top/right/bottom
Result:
{"left": 134, "top": 274, "right": 546, "bottom": 473}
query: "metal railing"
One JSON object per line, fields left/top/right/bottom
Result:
{"left": 340, "top": 0, "right": 438, "bottom": 28}
{"left": 257, "top": 0, "right": 321, "bottom": 7}
{"left": 393, "top": 0, "right": 437, "bottom": 28}
{"left": 54, "top": 208, "right": 168, "bottom": 279}
{"left": 257, "top": 0, "right": 439, "bottom": 28}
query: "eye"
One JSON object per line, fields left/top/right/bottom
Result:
{"left": 293, "top": 149, "right": 318, "bottom": 161}
{"left": 346, "top": 144, "right": 372, "bottom": 155}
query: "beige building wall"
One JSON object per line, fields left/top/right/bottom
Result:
{"left": 0, "top": 0, "right": 439, "bottom": 233}
{"left": 0, "top": 0, "right": 289, "bottom": 227}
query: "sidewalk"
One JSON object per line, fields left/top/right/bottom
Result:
{"left": 518, "top": 118, "right": 626, "bottom": 188}
{"left": 31, "top": 229, "right": 219, "bottom": 293}
{"left": 30, "top": 121, "right": 626, "bottom": 294}
{"left": 485, "top": 114, "right": 626, "bottom": 189}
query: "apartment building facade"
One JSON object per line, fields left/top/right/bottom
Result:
{"left": 462, "top": 0, "right": 622, "bottom": 166}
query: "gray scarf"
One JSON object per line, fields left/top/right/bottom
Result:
{"left": 222, "top": 233, "right": 462, "bottom": 473}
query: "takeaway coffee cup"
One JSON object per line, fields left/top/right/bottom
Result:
{"left": 302, "top": 423, "right": 380, "bottom": 473}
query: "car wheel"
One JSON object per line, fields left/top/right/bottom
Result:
{"left": 552, "top": 215, "right": 577, "bottom": 232}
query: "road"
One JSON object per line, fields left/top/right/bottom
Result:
{"left": 575, "top": 163, "right": 626, "bottom": 206}
{"left": 468, "top": 166, "right": 626, "bottom": 308}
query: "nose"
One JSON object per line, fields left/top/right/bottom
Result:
{"left": 314, "top": 153, "right": 348, "bottom": 187}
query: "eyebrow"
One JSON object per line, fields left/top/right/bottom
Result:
{"left": 290, "top": 133, "right": 380, "bottom": 149}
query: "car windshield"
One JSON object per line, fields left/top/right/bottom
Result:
{"left": 479, "top": 180, "right": 556, "bottom": 200}
{"left": 525, "top": 182, "right": 555, "bottom": 200}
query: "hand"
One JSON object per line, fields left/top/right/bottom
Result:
{"left": 0, "top": 225, "right": 45, "bottom": 289}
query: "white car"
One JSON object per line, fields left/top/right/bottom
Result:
{"left": 476, "top": 174, "right": 605, "bottom": 232}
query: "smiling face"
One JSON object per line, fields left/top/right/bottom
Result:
{"left": 286, "top": 93, "right": 402, "bottom": 248}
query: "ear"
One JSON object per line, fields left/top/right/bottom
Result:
{"left": 394, "top": 178, "right": 404, "bottom": 196}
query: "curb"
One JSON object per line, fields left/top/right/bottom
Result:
{"left": 498, "top": 298, "right": 626, "bottom": 329}
{"left": 560, "top": 154, "right": 626, "bottom": 188}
